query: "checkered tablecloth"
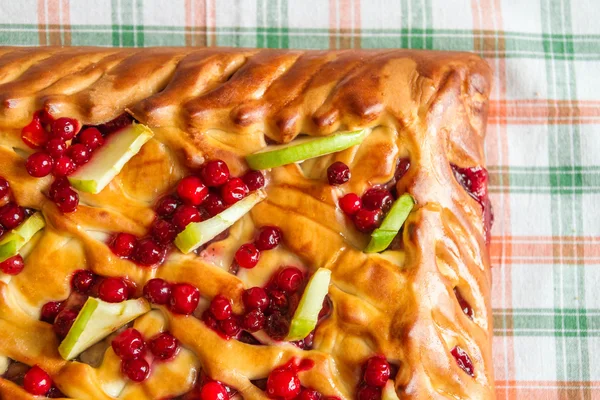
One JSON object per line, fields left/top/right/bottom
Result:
{"left": 1, "top": 0, "right": 599, "bottom": 398}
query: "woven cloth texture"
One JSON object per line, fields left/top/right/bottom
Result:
{"left": 0, "top": 0, "right": 599, "bottom": 399}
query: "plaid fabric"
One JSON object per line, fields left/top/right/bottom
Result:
{"left": 1, "top": 0, "right": 599, "bottom": 398}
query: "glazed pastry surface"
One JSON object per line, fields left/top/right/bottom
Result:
{"left": 0, "top": 47, "right": 494, "bottom": 400}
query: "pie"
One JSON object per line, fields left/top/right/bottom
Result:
{"left": 0, "top": 47, "right": 495, "bottom": 399}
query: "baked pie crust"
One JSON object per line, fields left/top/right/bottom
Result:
{"left": 0, "top": 47, "right": 494, "bottom": 399}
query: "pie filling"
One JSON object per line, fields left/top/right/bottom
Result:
{"left": 0, "top": 109, "right": 492, "bottom": 398}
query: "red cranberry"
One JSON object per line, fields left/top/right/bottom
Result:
{"left": 395, "top": 158, "right": 410, "bottom": 181}
{"left": 298, "top": 389, "right": 321, "bottom": 400}
{"left": 339, "top": 193, "right": 361, "bottom": 216}
{"left": 48, "top": 177, "right": 70, "bottom": 200}
{"left": 122, "top": 358, "right": 150, "bottom": 382}
{"left": 268, "top": 290, "right": 289, "bottom": 313}
{"left": 234, "top": 243, "right": 261, "bottom": 269}
{"left": 327, "top": 161, "right": 351, "bottom": 185}
{"left": 79, "top": 128, "right": 104, "bottom": 150}
{"left": 168, "top": 283, "right": 200, "bottom": 315}
{"left": 202, "top": 309, "right": 219, "bottom": 331}
{"left": 98, "top": 277, "right": 128, "bottom": 303}
{"left": 172, "top": 204, "right": 203, "bottom": 230}
{"left": 0, "top": 255, "right": 24, "bottom": 275}
{"left": 357, "top": 384, "right": 381, "bottom": 400}
{"left": 451, "top": 346, "right": 475, "bottom": 377}
{"left": 265, "top": 312, "right": 290, "bottom": 340}
{"left": 53, "top": 156, "right": 75, "bottom": 177}
{"left": 200, "top": 381, "right": 228, "bottom": 400}
{"left": 51, "top": 117, "right": 79, "bottom": 140}
{"left": 45, "top": 138, "right": 67, "bottom": 159}
{"left": 364, "top": 356, "right": 391, "bottom": 387}
{"left": 451, "top": 165, "right": 488, "bottom": 204}
{"left": 133, "top": 238, "right": 166, "bottom": 267}
{"left": 177, "top": 176, "right": 209, "bottom": 206}
{"left": 454, "top": 288, "right": 474, "bottom": 319}
{"left": 155, "top": 195, "right": 180, "bottom": 217}
{"left": 23, "top": 365, "right": 52, "bottom": 395}
{"left": 68, "top": 143, "right": 91, "bottom": 165}
{"left": 143, "top": 278, "right": 172, "bottom": 305}
{"left": 203, "top": 193, "right": 227, "bottom": 217}
{"left": 53, "top": 309, "right": 78, "bottom": 339}
{"left": 110, "top": 233, "right": 137, "bottom": 258}
{"left": 276, "top": 267, "right": 303, "bottom": 293}
{"left": 242, "top": 287, "right": 269, "bottom": 312}
{"left": 53, "top": 186, "right": 79, "bottom": 213}
{"left": 362, "top": 188, "right": 393, "bottom": 212}
{"left": 151, "top": 219, "right": 177, "bottom": 244}
{"left": 0, "top": 202, "right": 25, "bottom": 229}
{"left": 22, "top": 117, "right": 50, "bottom": 148}
{"left": 221, "top": 178, "right": 249, "bottom": 205}
{"left": 201, "top": 160, "right": 230, "bottom": 187}
{"left": 241, "top": 309, "right": 265, "bottom": 332}
{"left": 0, "top": 177, "right": 9, "bottom": 198}
{"left": 26, "top": 152, "right": 54, "bottom": 177}
{"left": 149, "top": 332, "right": 179, "bottom": 361}
{"left": 40, "top": 301, "right": 63, "bottom": 323}
{"left": 353, "top": 208, "right": 382, "bottom": 233}
{"left": 71, "top": 270, "right": 95, "bottom": 293}
{"left": 242, "top": 170, "right": 265, "bottom": 191}
{"left": 219, "top": 317, "right": 241, "bottom": 337}
{"left": 209, "top": 294, "right": 233, "bottom": 321}
{"left": 112, "top": 328, "right": 146, "bottom": 360}
{"left": 266, "top": 367, "right": 301, "bottom": 400}
{"left": 255, "top": 226, "right": 282, "bottom": 251}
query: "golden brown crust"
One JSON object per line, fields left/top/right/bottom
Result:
{"left": 0, "top": 47, "right": 493, "bottom": 399}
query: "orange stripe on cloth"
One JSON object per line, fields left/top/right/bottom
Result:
{"left": 490, "top": 236, "right": 600, "bottom": 265}
{"left": 489, "top": 99, "right": 600, "bottom": 125}
{"left": 496, "top": 380, "right": 600, "bottom": 400}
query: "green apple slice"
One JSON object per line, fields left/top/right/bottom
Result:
{"left": 365, "top": 193, "right": 415, "bottom": 253}
{"left": 68, "top": 123, "right": 154, "bottom": 194}
{"left": 58, "top": 297, "right": 150, "bottom": 360}
{"left": 286, "top": 268, "right": 331, "bottom": 341}
{"left": 382, "top": 380, "right": 399, "bottom": 400}
{"left": 0, "top": 212, "right": 45, "bottom": 263}
{"left": 246, "top": 129, "right": 368, "bottom": 170}
{"left": 175, "top": 189, "right": 267, "bottom": 254}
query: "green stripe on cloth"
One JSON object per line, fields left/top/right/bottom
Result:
{"left": 541, "top": 0, "right": 590, "bottom": 385}
{"left": 493, "top": 308, "right": 600, "bottom": 337}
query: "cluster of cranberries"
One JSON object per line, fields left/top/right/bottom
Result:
{"left": 337, "top": 159, "right": 411, "bottom": 234}
{"left": 233, "top": 225, "right": 282, "bottom": 270}
{"left": 19, "top": 365, "right": 63, "bottom": 397}
{"left": 451, "top": 165, "right": 493, "bottom": 243}
{"left": 40, "top": 271, "right": 135, "bottom": 339}
{"left": 0, "top": 177, "right": 34, "bottom": 275}
{"left": 356, "top": 356, "right": 393, "bottom": 400}
{"left": 111, "top": 328, "right": 180, "bottom": 382}
{"left": 108, "top": 160, "right": 265, "bottom": 268}
{"left": 21, "top": 111, "right": 133, "bottom": 213}
{"left": 143, "top": 278, "right": 200, "bottom": 315}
